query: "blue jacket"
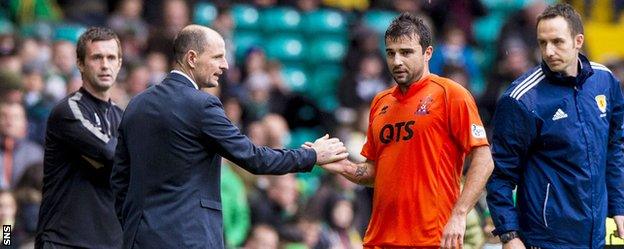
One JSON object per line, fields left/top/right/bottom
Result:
{"left": 110, "top": 72, "right": 317, "bottom": 249}
{"left": 486, "top": 54, "right": 624, "bottom": 249}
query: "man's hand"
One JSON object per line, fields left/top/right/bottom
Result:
{"left": 614, "top": 215, "right": 624, "bottom": 238}
{"left": 502, "top": 238, "right": 526, "bottom": 249}
{"left": 305, "top": 134, "right": 348, "bottom": 165}
{"left": 441, "top": 213, "right": 466, "bottom": 249}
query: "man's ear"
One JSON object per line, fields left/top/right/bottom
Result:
{"left": 424, "top": 46, "right": 433, "bottom": 62}
{"left": 574, "top": 34, "right": 584, "bottom": 50}
{"left": 76, "top": 59, "right": 84, "bottom": 72}
{"left": 187, "top": 50, "right": 197, "bottom": 69}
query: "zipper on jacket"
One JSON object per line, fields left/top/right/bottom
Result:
{"left": 573, "top": 87, "right": 592, "bottom": 167}
{"left": 543, "top": 183, "right": 550, "bottom": 227}
{"left": 573, "top": 86, "right": 596, "bottom": 242}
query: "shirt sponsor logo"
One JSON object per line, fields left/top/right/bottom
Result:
{"left": 379, "top": 121, "right": 415, "bottom": 144}
{"left": 471, "top": 124, "right": 486, "bottom": 138}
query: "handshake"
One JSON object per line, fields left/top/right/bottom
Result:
{"left": 301, "top": 134, "right": 350, "bottom": 174}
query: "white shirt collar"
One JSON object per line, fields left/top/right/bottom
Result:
{"left": 171, "top": 70, "right": 199, "bottom": 90}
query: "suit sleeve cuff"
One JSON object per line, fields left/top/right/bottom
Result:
{"left": 298, "top": 148, "right": 316, "bottom": 172}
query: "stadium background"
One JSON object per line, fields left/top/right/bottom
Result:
{"left": 0, "top": 0, "right": 623, "bottom": 248}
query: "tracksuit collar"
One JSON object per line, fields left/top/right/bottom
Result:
{"left": 541, "top": 53, "right": 594, "bottom": 87}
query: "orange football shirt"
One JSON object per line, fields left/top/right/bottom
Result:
{"left": 361, "top": 74, "right": 489, "bottom": 247}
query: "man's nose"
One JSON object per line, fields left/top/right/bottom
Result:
{"left": 222, "top": 58, "right": 229, "bottom": 71}
{"left": 101, "top": 59, "right": 110, "bottom": 70}
{"left": 392, "top": 55, "right": 402, "bottom": 66}
{"left": 544, "top": 43, "right": 556, "bottom": 57}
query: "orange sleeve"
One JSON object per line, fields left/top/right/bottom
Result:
{"left": 361, "top": 104, "right": 377, "bottom": 161}
{"left": 360, "top": 125, "right": 376, "bottom": 160}
{"left": 361, "top": 92, "right": 387, "bottom": 161}
{"left": 447, "top": 83, "right": 490, "bottom": 152}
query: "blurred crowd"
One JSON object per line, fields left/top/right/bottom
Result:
{"left": 0, "top": 0, "right": 623, "bottom": 248}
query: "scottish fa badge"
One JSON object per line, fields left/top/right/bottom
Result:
{"left": 595, "top": 95, "right": 607, "bottom": 113}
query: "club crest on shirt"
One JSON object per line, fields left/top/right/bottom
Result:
{"left": 595, "top": 95, "right": 607, "bottom": 113}
{"left": 415, "top": 95, "right": 433, "bottom": 115}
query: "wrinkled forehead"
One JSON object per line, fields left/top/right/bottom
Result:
{"left": 86, "top": 39, "right": 121, "bottom": 55}
{"left": 385, "top": 34, "right": 422, "bottom": 49}
{"left": 537, "top": 16, "right": 573, "bottom": 38}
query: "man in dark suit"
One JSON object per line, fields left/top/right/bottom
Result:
{"left": 110, "top": 25, "right": 348, "bottom": 249}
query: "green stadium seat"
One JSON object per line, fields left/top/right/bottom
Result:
{"left": 54, "top": 24, "right": 86, "bottom": 43}
{"left": 472, "top": 12, "right": 505, "bottom": 45}
{"left": 302, "top": 8, "right": 347, "bottom": 34}
{"left": 287, "top": 128, "right": 321, "bottom": 149}
{"left": 233, "top": 31, "right": 263, "bottom": 62}
{"left": 307, "top": 36, "right": 347, "bottom": 64}
{"left": 264, "top": 34, "right": 305, "bottom": 62}
{"left": 0, "top": 7, "right": 7, "bottom": 20}
{"left": 362, "top": 10, "right": 398, "bottom": 35}
{"left": 316, "top": 94, "right": 339, "bottom": 112}
{"left": 0, "top": 19, "right": 14, "bottom": 35}
{"left": 193, "top": 2, "right": 217, "bottom": 26}
{"left": 281, "top": 65, "right": 308, "bottom": 93}
{"left": 260, "top": 7, "right": 301, "bottom": 32}
{"left": 307, "top": 64, "right": 343, "bottom": 111}
{"left": 232, "top": 4, "right": 260, "bottom": 30}
{"left": 20, "top": 22, "right": 54, "bottom": 40}
{"left": 307, "top": 64, "right": 343, "bottom": 93}
{"left": 480, "top": 0, "right": 526, "bottom": 13}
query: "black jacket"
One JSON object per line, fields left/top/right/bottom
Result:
{"left": 36, "top": 87, "right": 123, "bottom": 248}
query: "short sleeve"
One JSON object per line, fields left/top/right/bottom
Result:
{"left": 447, "top": 84, "right": 489, "bottom": 152}
{"left": 361, "top": 95, "right": 384, "bottom": 160}
{"left": 360, "top": 122, "right": 377, "bottom": 161}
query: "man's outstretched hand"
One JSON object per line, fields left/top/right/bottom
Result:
{"left": 304, "top": 134, "right": 348, "bottom": 165}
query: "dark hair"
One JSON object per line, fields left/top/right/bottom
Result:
{"left": 384, "top": 12, "right": 432, "bottom": 53}
{"left": 76, "top": 27, "right": 122, "bottom": 64}
{"left": 537, "top": 3, "right": 584, "bottom": 36}
{"left": 173, "top": 28, "right": 208, "bottom": 63}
